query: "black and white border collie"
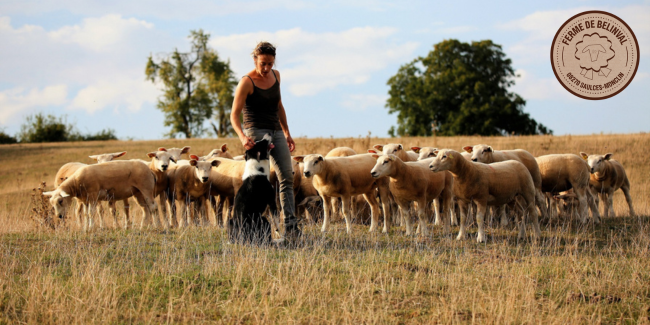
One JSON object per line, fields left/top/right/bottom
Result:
{"left": 229, "top": 134, "right": 277, "bottom": 245}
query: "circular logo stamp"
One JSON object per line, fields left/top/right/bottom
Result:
{"left": 551, "top": 11, "right": 639, "bottom": 100}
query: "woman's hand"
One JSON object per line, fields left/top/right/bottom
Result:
{"left": 286, "top": 134, "right": 295, "bottom": 152}
{"left": 240, "top": 135, "right": 255, "bottom": 150}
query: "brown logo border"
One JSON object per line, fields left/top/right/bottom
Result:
{"left": 550, "top": 10, "right": 640, "bottom": 100}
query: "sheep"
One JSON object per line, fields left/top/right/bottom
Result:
{"left": 293, "top": 154, "right": 391, "bottom": 234}
{"left": 463, "top": 144, "right": 548, "bottom": 225}
{"left": 204, "top": 157, "right": 247, "bottom": 227}
{"left": 429, "top": 149, "right": 541, "bottom": 243}
{"left": 325, "top": 147, "right": 358, "bottom": 220}
{"left": 44, "top": 161, "right": 158, "bottom": 231}
{"left": 54, "top": 152, "right": 129, "bottom": 228}
{"left": 89, "top": 151, "right": 126, "bottom": 163}
{"left": 294, "top": 161, "right": 322, "bottom": 223}
{"left": 144, "top": 147, "right": 182, "bottom": 228}
{"left": 536, "top": 154, "right": 600, "bottom": 223}
{"left": 580, "top": 152, "right": 635, "bottom": 218}
{"left": 167, "top": 155, "right": 221, "bottom": 228}
{"left": 370, "top": 154, "right": 453, "bottom": 235}
{"left": 374, "top": 144, "right": 418, "bottom": 162}
{"left": 326, "top": 147, "right": 357, "bottom": 157}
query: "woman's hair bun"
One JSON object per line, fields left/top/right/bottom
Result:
{"left": 252, "top": 41, "right": 276, "bottom": 58}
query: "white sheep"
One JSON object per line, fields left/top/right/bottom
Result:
{"left": 44, "top": 161, "right": 158, "bottom": 231}
{"left": 463, "top": 144, "right": 548, "bottom": 225}
{"left": 580, "top": 152, "right": 635, "bottom": 218}
{"left": 429, "top": 149, "right": 541, "bottom": 243}
{"left": 536, "top": 154, "right": 600, "bottom": 223}
{"left": 370, "top": 154, "right": 453, "bottom": 235}
{"left": 293, "top": 154, "right": 391, "bottom": 234}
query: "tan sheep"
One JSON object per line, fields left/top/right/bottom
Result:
{"left": 374, "top": 144, "right": 418, "bottom": 162}
{"left": 167, "top": 155, "right": 221, "bottom": 228}
{"left": 370, "top": 155, "right": 453, "bottom": 235}
{"left": 463, "top": 144, "right": 548, "bottom": 225}
{"left": 535, "top": 154, "right": 600, "bottom": 223}
{"left": 54, "top": 151, "right": 129, "bottom": 228}
{"left": 44, "top": 161, "right": 158, "bottom": 231}
{"left": 580, "top": 152, "right": 635, "bottom": 218}
{"left": 429, "top": 149, "right": 541, "bottom": 242}
{"left": 293, "top": 154, "right": 391, "bottom": 234}
{"left": 326, "top": 147, "right": 357, "bottom": 157}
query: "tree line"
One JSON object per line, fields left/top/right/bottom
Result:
{"left": 1, "top": 32, "right": 550, "bottom": 145}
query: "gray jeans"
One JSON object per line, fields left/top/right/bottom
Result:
{"left": 244, "top": 128, "right": 295, "bottom": 219}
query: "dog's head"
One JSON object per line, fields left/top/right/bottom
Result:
{"left": 244, "top": 133, "right": 275, "bottom": 162}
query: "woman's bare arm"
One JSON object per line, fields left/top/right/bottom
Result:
{"left": 231, "top": 77, "right": 255, "bottom": 150}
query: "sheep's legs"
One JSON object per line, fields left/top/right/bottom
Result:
{"left": 341, "top": 196, "right": 353, "bottom": 234}
{"left": 441, "top": 192, "right": 452, "bottom": 235}
{"left": 108, "top": 201, "right": 117, "bottom": 229}
{"left": 396, "top": 200, "right": 414, "bottom": 236}
{"left": 621, "top": 185, "right": 636, "bottom": 216}
{"left": 74, "top": 201, "right": 84, "bottom": 229}
{"left": 574, "top": 187, "right": 591, "bottom": 224}
{"left": 378, "top": 186, "right": 391, "bottom": 234}
{"left": 122, "top": 199, "right": 131, "bottom": 229}
{"left": 499, "top": 205, "right": 508, "bottom": 227}
{"left": 320, "top": 195, "right": 331, "bottom": 233}
{"left": 456, "top": 201, "right": 469, "bottom": 240}
{"left": 416, "top": 199, "right": 429, "bottom": 237}
{"left": 363, "top": 191, "right": 381, "bottom": 233}
{"left": 476, "top": 202, "right": 488, "bottom": 243}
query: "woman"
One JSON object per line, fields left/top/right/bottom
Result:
{"left": 230, "top": 41, "right": 301, "bottom": 239}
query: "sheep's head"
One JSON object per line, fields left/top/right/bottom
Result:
{"left": 89, "top": 151, "right": 126, "bottom": 163}
{"left": 148, "top": 148, "right": 176, "bottom": 172}
{"left": 189, "top": 155, "right": 220, "bottom": 183}
{"left": 466, "top": 144, "right": 493, "bottom": 163}
{"left": 164, "top": 146, "right": 191, "bottom": 162}
{"left": 42, "top": 188, "right": 70, "bottom": 219}
{"left": 415, "top": 147, "right": 438, "bottom": 161}
{"left": 294, "top": 155, "right": 324, "bottom": 178}
{"left": 204, "top": 144, "right": 233, "bottom": 160}
{"left": 375, "top": 143, "right": 403, "bottom": 156}
{"left": 370, "top": 154, "right": 396, "bottom": 178}
{"left": 574, "top": 33, "right": 615, "bottom": 71}
{"left": 429, "top": 149, "right": 457, "bottom": 173}
{"left": 580, "top": 152, "right": 613, "bottom": 174}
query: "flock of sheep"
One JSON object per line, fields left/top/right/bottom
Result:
{"left": 42, "top": 142, "right": 636, "bottom": 243}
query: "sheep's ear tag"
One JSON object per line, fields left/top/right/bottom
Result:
{"left": 449, "top": 153, "right": 454, "bottom": 159}
{"left": 190, "top": 155, "right": 199, "bottom": 160}
{"left": 580, "top": 152, "right": 588, "bottom": 160}
{"left": 60, "top": 191, "right": 70, "bottom": 198}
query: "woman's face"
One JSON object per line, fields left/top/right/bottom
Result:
{"left": 254, "top": 54, "right": 275, "bottom": 76}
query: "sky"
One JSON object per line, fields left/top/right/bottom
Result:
{"left": 0, "top": 0, "right": 648, "bottom": 140}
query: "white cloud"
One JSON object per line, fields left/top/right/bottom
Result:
{"left": 0, "top": 0, "right": 312, "bottom": 19}
{"left": 69, "top": 76, "right": 158, "bottom": 114}
{"left": 433, "top": 25, "right": 476, "bottom": 34}
{"left": 48, "top": 14, "right": 154, "bottom": 52}
{"left": 511, "top": 69, "right": 574, "bottom": 101}
{"left": 0, "top": 15, "right": 164, "bottom": 124}
{"left": 211, "top": 27, "right": 419, "bottom": 96}
{"left": 340, "top": 94, "right": 387, "bottom": 112}
{"left": 0, "top": 85, "right": 68, "bottom": 123}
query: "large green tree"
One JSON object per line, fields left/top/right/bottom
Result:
{"left": 146, "top": 30, "right": 236, "bottom": 138}
{"left": 386, "top": 39, "right": 551, "bottom": 137}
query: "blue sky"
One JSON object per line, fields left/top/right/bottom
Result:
{"left": 0, "top": 0, "right": 648, "bottom": 139}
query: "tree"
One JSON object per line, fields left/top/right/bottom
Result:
{"left": 146, "top": 30, "right": 237, "bottom": 138}
{"left": 18, "top": 113, "right": 73, "bottom": 143}
{"left": 386, "top": 39, "right": 551, "bottom": 137}
{"left": 0, "top": 129, "right": 17, "bottom": 144}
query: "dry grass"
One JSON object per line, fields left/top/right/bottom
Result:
{"left": 1, "top": 134, "right": 649, "bottom": 323}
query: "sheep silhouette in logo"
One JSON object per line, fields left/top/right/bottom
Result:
{"left": 229, "top": 134, "right": 277, "bottom": 245}
{"left": 574, "top": 33, "right": 615, "bottom": 80}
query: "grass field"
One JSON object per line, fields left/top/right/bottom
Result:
{"left": 1, "top": 134, "right": 649, "bottom": 323}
